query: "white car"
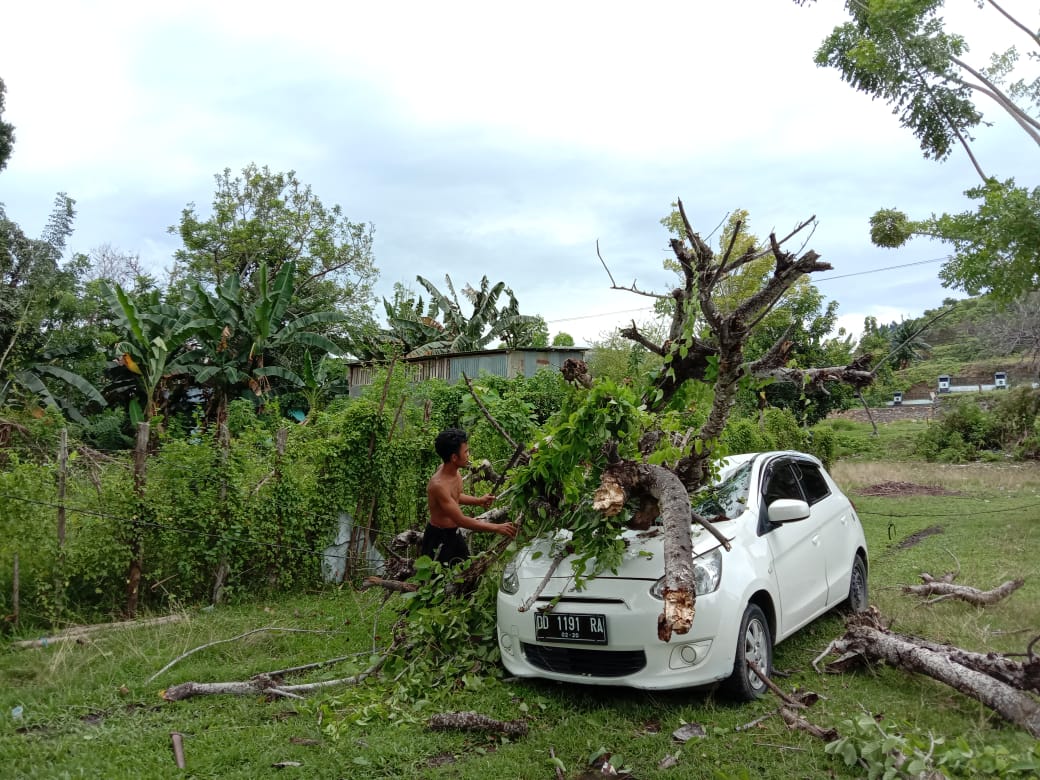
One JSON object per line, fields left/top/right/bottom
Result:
{"left": 496, "top": 451, "right": 868, "bottom": 699}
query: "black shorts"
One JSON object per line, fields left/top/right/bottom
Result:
{"left": 421, "top": 524, "right": 470, "bottom": 565}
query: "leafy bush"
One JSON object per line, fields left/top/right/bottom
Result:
{"left": 916, "top": 397, "right": 1002, "bottom": 462}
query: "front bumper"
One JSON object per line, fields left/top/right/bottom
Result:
{"left": 496, "top": 577, "right": 743, "bottom": 690}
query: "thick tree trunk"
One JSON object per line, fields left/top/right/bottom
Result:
{"left": 594, "top": 461, "right": 730, "bottom": 641}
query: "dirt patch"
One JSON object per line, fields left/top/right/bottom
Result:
{"left": 859, "top": 481, "right": 960, "bottom": 497}
{"left": 894, "top": 525, "right": 945, "bottom": 550}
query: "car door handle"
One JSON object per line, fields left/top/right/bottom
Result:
{"left": 811, "top": 534, "right": 820, "bottom": 546}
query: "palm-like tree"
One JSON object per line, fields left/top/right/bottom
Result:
{"left": 887, "top": 319, "right": 931, "bottom": 369}
{"left": 186, "top": 261, "right": 345, "bottom": 420}
{"left": 406, "top": 274, "right": 541, "bottom": 356}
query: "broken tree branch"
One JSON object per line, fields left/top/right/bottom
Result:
{"left": 147, "top": 627, "right": 344, "bottom": 683}
{"left": 161, "top": 646, "right": 395, "bottom": 702}
{"left": 818, "top": 611, "right": 1040, "bottom": 737}
{"left": 902, "top": 578, "right": 1024, "bottom": 606}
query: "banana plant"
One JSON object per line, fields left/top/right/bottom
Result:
{"left": 0, "top": 349, "right": 106, "bottom": 425}
{"left": 186, "top": 260, "right": 346, "bottom": 419}
{"left": 102, "top": 283, "right": 211, "bottom": 420}
{"left": 409, "top": 274, "right": 542, "bottom": 356}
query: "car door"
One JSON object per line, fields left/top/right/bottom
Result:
{"left": 793, "top": 461, "right": 857, "bottom": 606}
{"left": 759, "top": 458, "right": 828, "bottom": 634}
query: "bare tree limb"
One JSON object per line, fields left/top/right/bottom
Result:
{"left": 902, "top": 578, "right": 1024, "bottom": 606}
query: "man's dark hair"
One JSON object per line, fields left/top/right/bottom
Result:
{"left": 434, "top": 428, "right": 468, "bottom": 463}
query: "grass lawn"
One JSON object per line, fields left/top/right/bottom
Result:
{"left": 2, "top": 460, "right": 1039, "bottom": 778}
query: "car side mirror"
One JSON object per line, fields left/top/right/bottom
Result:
{"left": 767, "top": 498, "right": 810, "bottom": 524}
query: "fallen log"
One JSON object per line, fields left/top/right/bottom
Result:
{"left": 902, "top": 578, "right": 1024, "bottom": 606}
{"left": 427, "top": 711, "right": 528, "bottom": 738}
{"left": 13, "top": 614, "right": 184, "bottom": 650}
{"left": 818, "top": 614, "right": 1040, "bottom": 737}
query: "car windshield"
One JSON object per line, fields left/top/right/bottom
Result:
{"left": 691, "top": 460, "right": 753, "bottom": 521}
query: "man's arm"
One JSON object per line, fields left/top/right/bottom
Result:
{"left": 430, "top": 482, "right": 516, "bottom": 538}
{"left": 460, "top": 493, "right": 495, "bottom": 509}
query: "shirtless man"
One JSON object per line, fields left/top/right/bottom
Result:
{"left": 422, "top": 428, "right": 517, "bottom": 565}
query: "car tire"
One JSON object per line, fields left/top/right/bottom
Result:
{"left": 844, "top": 554, "right": 869, "bottom": 614}
{"left": 723, "top": 603, "right": 772, "bottom": 701}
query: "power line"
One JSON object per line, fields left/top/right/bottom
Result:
{"left": 814, "top": 256, "right": 949, "bottom": 282}
{"left": 546, "top": 255, "right": 952, "bottom": 326}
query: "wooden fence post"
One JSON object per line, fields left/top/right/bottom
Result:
{"left": 54, "top": 428, "right": 68, "bottom": 615}
{"left": 125, "top": 421, "right": 149, "bottom": 618}
{"left": 266, "top": 428, "right": 289, "bottom": 589}
{"left": 211, "top": 422, "right": 231, "bottom": 605}
{"left": 12, "top": 552, "right": 18, "bottom": 628}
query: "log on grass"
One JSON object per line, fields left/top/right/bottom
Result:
{"left": 827, "top": 624, "right": 1040, "bottom": 737}
{"left": 902, "top": 578, "right": 1024, "bottom": 606}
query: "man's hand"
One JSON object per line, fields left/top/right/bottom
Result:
{"left": 479, "top": 494, "right": 496, "bottom": 509}
{"left": 496, "top": 521, "right": 517, "bottom": 538}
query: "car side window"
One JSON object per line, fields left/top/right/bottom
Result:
{"left": 762, "top": 462, "right": 803, "bottom": 505}
{"left": 792, "top": 463, "right": 831, "bottom": 505}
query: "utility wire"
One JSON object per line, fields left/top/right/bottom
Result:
{"left": 545, "top": 255, "right": 954, "bottom": 326}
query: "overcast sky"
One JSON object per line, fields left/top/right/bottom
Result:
{"left": 1, "top": 1, "right": 1034, "bottom": 346}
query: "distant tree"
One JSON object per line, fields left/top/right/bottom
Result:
{"left": 0, "top": 195, "right": 106, "bottom": 420}
{"left": 503, "top": 314, "right": 548, "bottom": 348}
{"left": 169, "top": 164, "right": 378, "bottom": 324}
{"left": 887, "top": 318, "right": 932, "bottom": 370}
{"left": 0, "top": 77, "right": 14, "bottom": 172}
{"left": 552, "top": 331, "right": 575, "bottom": 347}
{"left": 802, "top": 0, "right": 1040, "bottom": 301}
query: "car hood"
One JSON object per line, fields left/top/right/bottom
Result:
{"left": 513, "top": 524, "right": 734, "bottom": 582}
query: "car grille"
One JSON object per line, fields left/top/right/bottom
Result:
{"left": 522, "top": 643, "right": 646, "bottom": 677}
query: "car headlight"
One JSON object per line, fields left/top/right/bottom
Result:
{"left": 500, "top": 558, "right": 519, "bottom": 595}
{"left": 650, "top": 547, "right": 722, "bottom": 599}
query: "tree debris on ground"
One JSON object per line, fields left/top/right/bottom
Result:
{"left": 902, "top": 573, "right": 1025, "bottom": 606}
{"left": 815, "top": 608, "right": 1040, "bottom": 737}
{"left": 426, "top": 711, "right": 527, "bottom": 738}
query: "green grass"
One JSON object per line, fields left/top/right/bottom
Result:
{"left": 3, "top": 459, "right": 1040, "bottom": 779}
{"left": 815, "top": 417, "right": 925, "bottom": 460}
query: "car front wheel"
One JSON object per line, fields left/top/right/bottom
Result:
{"left": 844, "top": 554, "right": 869, "bottom": 614}
{"left": 723, "top": 603, "right": 772, "bottom": 701}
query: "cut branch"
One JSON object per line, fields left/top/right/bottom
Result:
{"left": 902, "top": 578, "right": 1024, "bottom": 606}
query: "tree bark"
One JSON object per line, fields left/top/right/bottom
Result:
{"left": 821, "top": 616, "right": 1040, "bottom": 737}
{"left": 902, "top": 578, "right": 1024, "bottom": 606}
{"left": 427, "top": 711, "right": 528, "bottom": 738}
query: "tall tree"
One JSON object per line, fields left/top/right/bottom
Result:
{"left": 169, "top": 164, "right": 378, "bottom": 324}
{"left": 0, "top": 196, "right": 105, "bottom": 419}
{"left": 802, "top": 0, "right": 1040, "bottom": 301}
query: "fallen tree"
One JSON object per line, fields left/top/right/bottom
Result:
{"left": 815, "top": 609, "right": 1040, "bottom": 737}
{"left": 508, "top": 201, "right": 875, "bottom": 639}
